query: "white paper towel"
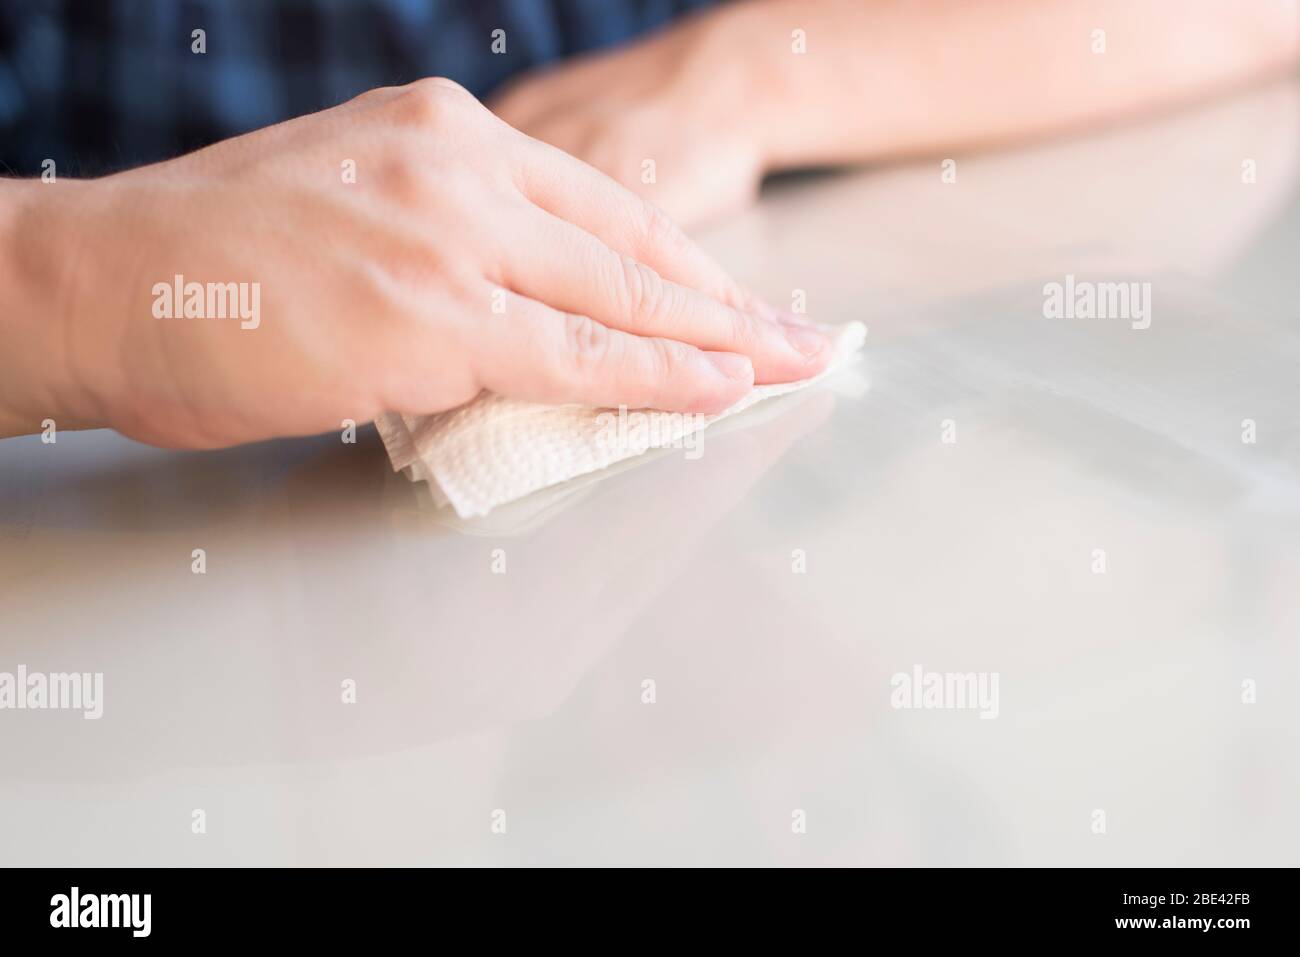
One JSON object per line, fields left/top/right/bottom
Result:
{"left": 377, "top": 321, "right": 866, "bottom": 518}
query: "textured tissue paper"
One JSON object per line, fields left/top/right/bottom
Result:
{"left": 377, "top": 321, "right": 866, "bottom": 519}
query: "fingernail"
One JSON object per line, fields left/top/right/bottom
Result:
{"left": 782, "top": 323, "right": 830, "bottom": 359}
{"left": 703, "top": 351, "right": 754, "bottom": 383}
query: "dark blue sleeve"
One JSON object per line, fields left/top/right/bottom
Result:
{"left": 0, "top": 0, "right": 726, "bottom": 176}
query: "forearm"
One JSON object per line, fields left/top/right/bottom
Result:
{"left": 0, "top": 178, "right": 104, "bottom": 439}
{"left": 731, "top": 0, "right": 1300, "bottom": 169}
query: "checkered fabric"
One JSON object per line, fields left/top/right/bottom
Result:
{"left": 0, "top": 0, "right": 719, "bottom": 176}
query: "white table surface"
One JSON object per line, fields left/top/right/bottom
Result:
{"left": 2, "top": 79, "right": 1298, "bottom": 866}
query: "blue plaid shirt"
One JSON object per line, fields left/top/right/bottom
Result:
{"left": 0, "top": 0, "right": 719, "bottom": 176}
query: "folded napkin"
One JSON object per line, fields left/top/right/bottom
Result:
{"left": 377, "top": 321, "right": 866, "bottom": 518}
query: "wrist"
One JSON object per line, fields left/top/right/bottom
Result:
{"left": 690, "top": 1, "right": 808, "bottom": 175}
{"left": 695, "top": 0, "right": 873, "bottom": 173}
{"left": 0, "top": 177, "right": 110, "bottom": 438}
{"left": 668, "top": 6, "right": 778, "bottom": 177}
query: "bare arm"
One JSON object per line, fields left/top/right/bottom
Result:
{"left": 495, "top": 0, "right": 1300, "bottom": 224}
{"left": 749, "top": 0, "right": 1300, "bottom": 166}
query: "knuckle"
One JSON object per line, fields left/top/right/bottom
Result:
{"left": 644, "top": 336, "right": 683, "bottom": 386}
{"left": 377, "top": 154, "right": 428, "bottom": 203}
{"left": 640, "top": 201, "right": 688, "bottom": 257}
{"left": 390, "top": 77, "right": 476, "bottom": 127}
{"left": 351, "top": 85, "right": 397, "bottom": 108}
{"left": 562, "top": 313, "right": 614, "bottom": 376}
{"left": 724, "top": 282, "right": 763, "bottom": 314}
{"left": 419, "top": 76, "right": 472, "bottom": 97}
{"left": 617, "top": 255, "right": 667, "bottom": 323}
{"left": 724, "top": 307, "right": 763, "bottom": 352}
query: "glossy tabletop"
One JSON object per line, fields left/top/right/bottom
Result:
{"left": 2, "top": 80, "right": 1298, "bottom": 866}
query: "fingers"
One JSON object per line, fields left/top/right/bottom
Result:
{"left": 470, "top": 292, "right": 755, "bottom": 414}
{"left": 509, "top": 131, "right": 752, "bottom": 306}
{"left": 497, "top": 206, "right": 832, "bottom": 384}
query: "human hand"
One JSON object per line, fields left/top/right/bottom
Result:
{"left": 2, "top": 79, "right": 829, "bottom": 448}
{"left": 491, "top": 11, "right": 770, "bottom": 230}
